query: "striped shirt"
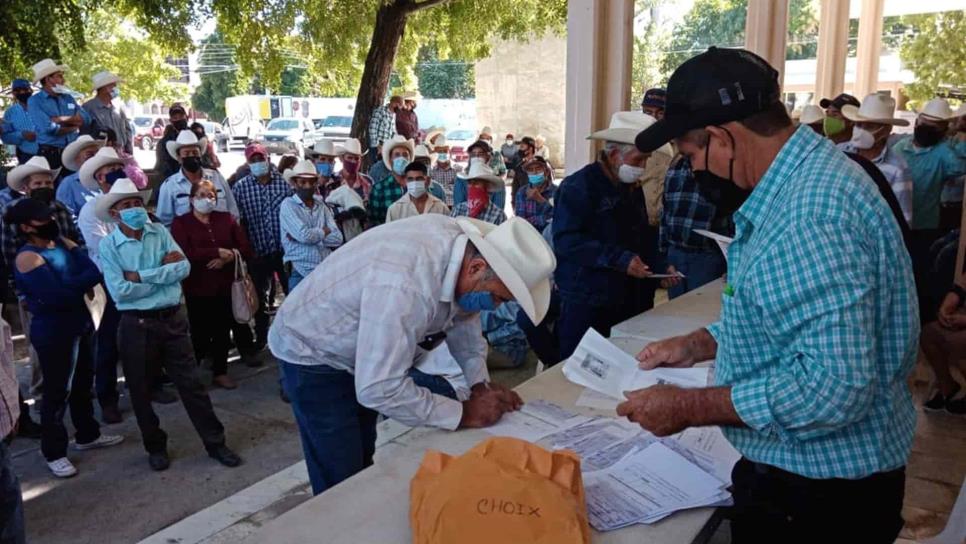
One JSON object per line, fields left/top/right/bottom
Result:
{"left": 837, "top": 141, "right": 914, "bottom": 225}
{"left": 1, "top": 103, "right": 39, "bottom": 155}
{"left": 706, "top": 126, "right": 919, "bottom": 479}
{"left": 279, "top": 195, "right": 344, "bottom": 278}
{"left": 233, "top": 171, "right": 292, "bottom": 256}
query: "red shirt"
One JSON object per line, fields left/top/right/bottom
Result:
{"left": 170, "top": 211, "right": 254, "bottom": 297}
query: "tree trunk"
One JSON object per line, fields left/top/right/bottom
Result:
{"left": 351, "top": 1, "right": 410, "bottom": 156}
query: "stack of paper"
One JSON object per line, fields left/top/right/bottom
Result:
{"left": 483, "top": 399, "right": 590, "bottom": 442}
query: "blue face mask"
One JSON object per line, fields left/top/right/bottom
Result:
{"left": 528, "top": 173, "right": 545, "bottom": 186}
{"left": 437, "top": 152, "right": 449, "bottom": 163}
{"left": 110, "top": 87, "right": 120, "bottom": 99}
{"left": 392, "top": 157, "right": 410, "bottom": 176}
{"left": 118, "top": 207, "right": 148, "bottom": 230}
{"left": 457, "top": 291, "right": 496, "bottom": 313}
{"left": 250, "top": 161, "right": 269, "bottom": 177}
{"left": 316, "top": 162, "right": 333, "bottom": 177}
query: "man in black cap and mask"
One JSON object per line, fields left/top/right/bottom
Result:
{"left": 155, "top": 103, "right": 190, "bottom": 180}
{"left": 818, "top": 92, "right": 861, "bottom": 144}
{"left": 619, "top": 47, "right": 918, "bottom": 543}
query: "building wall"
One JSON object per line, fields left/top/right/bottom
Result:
{"left": 475, "top": 35, "right": 567, "bottom": 167}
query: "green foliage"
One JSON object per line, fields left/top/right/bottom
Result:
{"left": 632, "top": 0, "right": 673, "bottom": 98}
{"left": 191, "top": 33, "right": 246, "bottom": 120}
{"left": 414, "top": 46, "right": 475, "bottom": 99}
{"left": 899, "top": 11, "right": 966, "bottom": 105}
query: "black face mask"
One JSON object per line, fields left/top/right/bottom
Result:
{"left": 104, "top": 169, "right": 127, "bottom": 187}
{"left": 13, "top": 91, "right": 31, "bottom": 104}
{"left": 32, "top": 221, "right": 60, "bottom": 241}
{"left": 30, "top": 188, "right": 55, "bottom": 206}
{"left": 182, "top": 156, "right": 203, "bottom": 173}
{"left": 172, "top": 119, "right": 189, "bottom": 131}
{"left": 694, "top": 128, "right": 750, "bottom": 216}
{"left": 913, "top": 124, "right": 944, "bottom": 148}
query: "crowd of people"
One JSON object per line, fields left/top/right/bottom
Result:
{"left": 0, "top": 44, "right": 963, "bottom": 543}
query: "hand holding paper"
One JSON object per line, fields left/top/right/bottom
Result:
{"left": 617, "top": 385, "right": 692, "bottom": 437}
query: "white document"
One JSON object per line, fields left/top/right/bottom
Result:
{"left": 671, "top": 427, "right": 741, "bottom": 484}
{"left": 583, "top": 442, "right": 729, "bottom": 531}
{"left": 576, "top": 388, "right": 620, "bottom": 411}
{"left": 549, "top": 419, "right": 642, "bottom": 468}
{"left": 562, "top": 329, "right": 710, "bottom": 401}
{"left": 693, "top": 229, "right": 733, "bottom": 262}
{"left": 484, "top": 400, "right": 589, "bottom": 442}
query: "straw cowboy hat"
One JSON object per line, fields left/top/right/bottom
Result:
{"left": 459, "top": 161, "right": 504, "bottom": 193}
{"left": 919, "top": 98, "right": 957, "bottom": 121}
{"left": 798, "top": 104, "right": 825, "bottom": 125}
{"left": 432, "top": 134, "right": 449, "bottom": 149}
{"left": 842, "top": 93, "right": 909, "bottom": 126}
{"left": 283, "top": 159, "right": 319, "bottom": 183}
{"left": 7, "top": 157, "right": 61, "bottom": 193}
{"left": 79, "top": 147, "right": 125, "bottom": 190}
{"left": 381, "top": 135, "right": 415, "bottom": 169}
{"left": 166, "top": 130, "right": 208, "bottom": 161}
{"left": 400, "top": 91, "right": 421, "bottom": 102}
{"left": 31, "top": 59, "right": 67, "bottom": 83}
{"left": 414, "top": 144, "right": 433, "bottom": 162}
{"left": 589, "top": 111, "right": 673, "bottom": 157}
{"left": 337, "top": 138, "right": 363, "bottom": 156}
{"left": 425, "top": 128, "right": 445, "bottom": 147}
{"left": 95, "top": 178, "right": 153, "bottom": 223}
{"left": 455, "top": 216, "right": 556, "bottom": 324}
{"left": 62, "top": 135, "right": 105, "bottom": 172}
{"left": 308, "top": 140, "right": 337, "bottom": 157}
{"left": 91, "top": 71, "right": 121, "bottom": 90}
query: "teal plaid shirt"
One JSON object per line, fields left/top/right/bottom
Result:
{"left": 706, "top": 126, "right": 919, "bottom": 479}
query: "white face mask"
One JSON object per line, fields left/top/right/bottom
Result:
{"left": 193, "top": 197, "right": 216, "bottom": 214}
{"left": 850, "top": 126, "right": 877, "bottom": 150}
{"left": 51, "top": 84, "right": 70, "bottom": 95}
{"left": 407, "top": 181, "right": 426, "bottom": 198}
{"left": 617, "top": 164, "right": 645, "bottom": 184}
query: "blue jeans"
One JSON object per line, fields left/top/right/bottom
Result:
{"left": 667, "top": 246, "right": 727, "bottom": 299}
{"left": 280, "top": 361, "right": 379, "bottom": 495}
{"left": 288, "top": 270, "right": 304, "bottom": 291}
{"left": 407, "top": 368, "right": 457, "bottom": 400}
{"left": 0, "top": 441, "right": 24, "bottom": 544}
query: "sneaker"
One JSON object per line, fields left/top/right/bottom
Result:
{"left": 73, "top": 434, "right": 124, "bottom": 451}
{"left": 101, "top": 405, "right": 123, "bottom": 425}
{"left": 47, "top": 457, "right": 77, "bottom": 478}
{"left": 151, "top": 388, "right": 179, "bottom": 405}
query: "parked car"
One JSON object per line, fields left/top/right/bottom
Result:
{"left": 446, "top": 129, "right": 477, "bottom": 164}
{"left": 221, "top": 117, "right": 263, "bottom": 150}
{"left": 312, "top": 115, "right": 353, "bottom": 144}
{"left": 196, "top": 120, "right": 231, "bottom": 152}
{"left": 257, "top": 117, "right": 317, "bottom": 156}
{"left": 133, "top": 116, "right": 166, "bottom": 150}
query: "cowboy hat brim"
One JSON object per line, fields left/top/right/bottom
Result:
{"left": 95, "top": 189, "right": 153, "bottom": 223}
{"left": 166, "top": 137, "right": 209, "bottom": 161}
{"left": 7, "top": 165, "right": 61, "bottom": 193}
{"left": 589, "top": 128, "right": 674, "bottom": 157}
{"left": 32, "top": 64, "right": 68, "bottom": 83}
{"left": 841, "top": 105, "right": 909, "bottom": 126}
{"left": 456, "top": 218, "right": 551, "bottom": 325}
{"left": 62, "top": 138, "right": 106, "bottom": 172}
{"left": 79, "top": 154, "right": 125, "bottom": 191}
{"left": 382, "top": 139, "right": 415, "bottom": 169}
{"left": 461, "top": 172, "right": 504, "bottom": 193}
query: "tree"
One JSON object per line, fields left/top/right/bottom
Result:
{"left": 632, "top": 0, "right": 673, "bottom": 100}
{"left": 414, "top": 45, "right": 475, "bottom": 99}
{"left": 900, "top": 11, "right": 966, "bottom": 105}
{"left": 191, "top": 33, "right": 248, "bottom": 120}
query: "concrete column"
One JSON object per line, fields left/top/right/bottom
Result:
{"left": 744, "top": 0, "right": 789, "bottom": 84}
{"left": 563, "top": 0, "right": 634, "bottom": 175}
{"left": 854, "top": 0, "right": 885, "bottom": 98}
{"left": 815, "top": 0, "right": 850, "bottom": 100}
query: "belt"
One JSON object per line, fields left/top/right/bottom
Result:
{"left": 120, "top": 305, "right": 181, "bottom": 319}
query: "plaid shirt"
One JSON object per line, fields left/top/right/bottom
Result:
{"left": 1, "top": 199, "right": 85, "bottom": 277}
{"left": 233, "top": 171, "right": 292, "bottom": 256}
{"left": 514, "top": 184, "right": 554, "bottom": 231}
{"left": 450, "top": 201, "right": 506, "bottom": 225}
{"left": 706, "top": 127, "right": 919, "bottom": 479}
{"left": 430, "top": 164, "right": 463, "bottom": 206}
{"left": 368, "top": 175, "right": 404, "bottom": 227}
{"left": 659, "top": 156, "right": 729, "bottom": 253}
{"left": 367, "top": 105, "right": 396, "bottom": 148}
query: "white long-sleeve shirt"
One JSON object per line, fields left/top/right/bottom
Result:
{"left": 77, "top": 196, "right": 115, "bottom": 270}
{"left": 268, "top": 214, "right": 489, "bottom": 430}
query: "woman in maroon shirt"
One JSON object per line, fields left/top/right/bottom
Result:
{"left": 171, "top": 180, "right": 255, "bottom": 389}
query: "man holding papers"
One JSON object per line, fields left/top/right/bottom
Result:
{"left": 623, "top": 48, "right": 918, "bottom": 543}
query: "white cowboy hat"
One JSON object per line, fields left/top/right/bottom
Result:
{"left": 455, "top": 217, "right": 556, "bottom": 324}
{"left": 479, "top": 126, "right": 494, "bottom": 139}
{"left": 588, "top": 111, "right": 673, "bottom": 156}
{"left": 308, "top": 139, "right": 337, "bottom": 157}
{"left": 283, "top": 159, "right": 318, "bottom": 183}
{"left": 7, "top": 156, "right": 61, "bottom": 193}
{"left": 842, "top": 94, "right": 909, "bottom": 126}
{"left": 166, "top": 130, "right": 208, "bottom": 161}
{"left": 61, "top": 135, "right": 105, "bottom": 172}
{"left": 94, "top": 178, "right": 153, "bottom": 223}
{"left": 91, "top": 71, "right": 121, "bottom": 90}
{"left": 414, "top": 144, "right": 433, "bottom": 161}
{"left": 432, "top": 134, "right": 449, "bottom": 148}
{"left": 31, "top": 59, "right": 68, "bottom": 83}
{"left": 798, "top": 104, "right": 825, "bottom": 125}
{"left": 381, "top": 135, "right": 415, "bottom": 169}
{"left": 919, "top": 98, "right": 956, "bottom": 121}
{"left": 337, "top": 138, "right": 363, "bottom": 156}
{"left": 425, "top": 129, "right": 445, "bottom": 146}
{"left": 459, "top": 161, "right": 504, "bottom": 193}
{"left": 400, "top": 91, "right": 421, "bottom": 102}
{"left": 79, "top": 147, "right": 125, "bottom": 190}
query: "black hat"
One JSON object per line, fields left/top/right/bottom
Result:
{"left": 3, "top": 198, "right": 51, "bottom": 226}
{"left": 467, "top": 139, "right": 492, "bottom": 154}
{"left": 168, "top": 102, "right": 187, "bottom": 115}
{"left": 635, "top": 47, "right": 781, "bottom": 152}
{"left": 819, "top": 93, "right": 860, "bottom": 110}
{"left": 641, "top": 88, "right": 667, "bottom": 108}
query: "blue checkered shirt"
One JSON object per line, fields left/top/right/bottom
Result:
{"left": 659, "top": 156, "right": 728, "bottom": 253}
{"left": 233, "top": 171, "right": 292, "bottom": 257}
{"left": 706, "top": 126, "right": 919, "bottom": 479}
{"left": 2, "top": 103, "right": 39, "bottom": 155}
{"left": 367, "top": 105, "right": 396, "bottom": 148}
{"left": 450, "top": 201, "right": 506, "bottom": 225}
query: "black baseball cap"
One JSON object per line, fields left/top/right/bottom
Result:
{"left": 819, "top": 93, "right": 860, "bottom": 110}
{"left": 636, "top": 47, "right": 781, "bottom": 153}
{"left": 641, "top": 88, "right": 667, "bottom": 108}
{"left": 3, "top": 198, "right": 51, "bottom": 226}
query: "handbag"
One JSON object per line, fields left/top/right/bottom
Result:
{"left": 231, "top": 249, "right": 259, "bottom": 324}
